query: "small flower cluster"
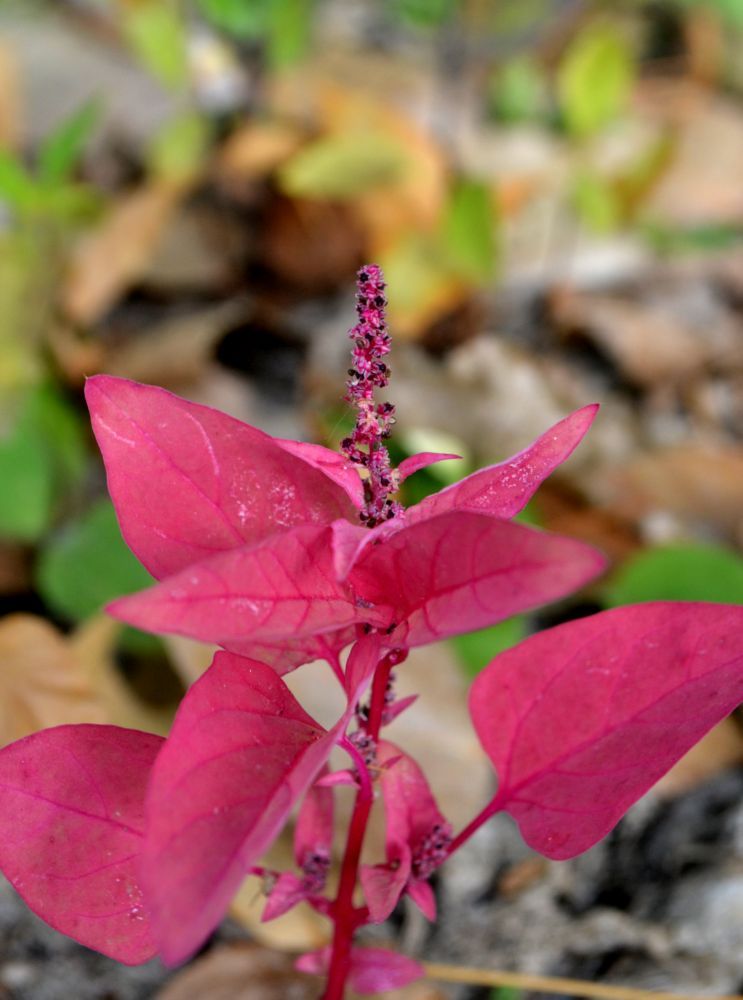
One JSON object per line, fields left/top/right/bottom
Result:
{"left": 410, "top": 822, "right": 453, "bottom": 882}
{"left": 341, "top": 265, "right": 402, "bottom": 527}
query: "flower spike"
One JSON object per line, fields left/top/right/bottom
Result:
{"left": 341, "top": 265, "right": 403, "bottom": 528}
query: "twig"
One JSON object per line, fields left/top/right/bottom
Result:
{"left": 423, "top": 961, "right": 742, "bottom": 1000}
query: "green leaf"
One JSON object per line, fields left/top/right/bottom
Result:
{"left": 558, "top": 24, "right": 634, "bottom": 137}
{"left": 36, "top": 499, "right": 154, "bottom": 623}
{"left": 0, "top": 153, "right": 38, "bottom": 213}
{"left": 490, "top": 988, "right": 522, "bottom": 1000}
{"left": 572, "top": 170, "right": 621, "bottom": 233}
{"left": 490, "top": 57, "right": 547, "bottom": 124}
{"left": 0, "top": 385, "right": 86, "bottom": 542}
{"left": 452, "top": 617, "right": 527, "bottom": 680}
{"left": 197, "top": 0, "right": 271, "bottom": 37}
{"left": 123, "top": 2, "right": 189, "bottom": 89}
{"left": 26, "top": 384, "right": 88, "bottom": 496}
{"left": 441, "top": 177, "right": 498, "bottom": 283}
{"left": 604, "top": 544, "right": 743, "bottom": 607}
{"left": 37, "top": 100, "right": 100, "bottom": 184}
{"left": 642, "top": 222, "right": 743, "bottom": 255}
{"left": 278, "top": 132, "right": 408, "bottom": 200}
{"left": 0, "top": 407, "right": 53, "bottom": 541}
{"left": 267, "top": 0, "right": 314, "bottom": 67}
{"left": 148, "top": 111, "right": 210, "bottom": 182}
{"left": 392, "top": 0, "right": 456, "bottom": 27}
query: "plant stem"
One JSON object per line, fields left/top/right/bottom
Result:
{"left": 445, "top": 792, "right": 504, "bottom": 858}
{"left": 321, "top": 649, "right": 395, "bottom": 1000}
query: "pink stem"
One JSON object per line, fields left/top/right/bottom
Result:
{"left": 445, "top": 792, "right": 505, "bottom": 858}
{"left": 321, "top": 649, "right": 395, "bottom": 1000}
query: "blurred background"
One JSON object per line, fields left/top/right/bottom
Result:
{"left": 1, "top": 1, "right": 743, "bottom": 997}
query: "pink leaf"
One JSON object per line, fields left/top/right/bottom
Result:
{"left": 295, "top": 946, "right": 424, "bottom": 994}
{"left": 86, "top": 376, "right": 357, "bottom": 579}
{"left": 206, "top": 627, "right": 358, "bottom": 676}
{"left": 331, "top": 518, "right": 400, "bottom": 582}
{"left": 0, "top": 724, "right": 163, "bottom": 964}
{"left": 407, "top": 880, "right": 436, "bottom": 921}
{"left": 109, "top": 524, "right": 392, "bottom": 649}
{"left": 349, "top": 512, "right": 606, "bottom": 647}
{"left": 294, "top": 777, "right": 333, "bottom": 869}
{"left": 405, "top": 405, "right": 598, "bottom": 525}
{"left": 141, "top": 651, "right": 346, "bottom": 965}
{"left": 261, "top": 871, "right": 307, "bottom": 922}
{"left": 348, "top": 946, "right": 425, "bottom": 994}
{"left": 361, "top": 742, "right": 449, "bottom": 922}
{"left": 344, "top": 631, "right": 385, "bottom": 703}
{"left": 397, "top": 452, "right": 461, "bottom": 483}
{"left": 360, "top": 856, "right": 411, "bottom": 924}
{"left": 470, "top": 602, "right": 743, "bottom": 860}
{"left": 275, "top": 438, "right": 363, "bottom": 508}
{"left": 377, "top": 743, "right": 448, "bottom": 860}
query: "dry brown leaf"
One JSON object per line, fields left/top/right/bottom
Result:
{"left": 314, "top": 84, "right": 446, "bottom": 253}
{"left": 0, "top": 614, "right": 106, "bottom": 744}
{"left": 609, "top": 445, "right": 743, "bottom": 539}
{"left": 103, "top": 299, "right": 250, "bottom": 386}
{"left": 71, "top": 615, "right": 171, "bottom": 735}
{"left": 216, "top": 120, "right": 303, "bottom": 183}
{"left": 156, "top": 942, "right": 444, "bottom": 1000}
{"left": 61, "top": 178, "right": 185, "bottom": 326}
{"left": 0, "top": 43, "right": 20, "bottom": 150}
{"left": 0, "top": 543, "right": 29, "bottom": 595}
{"left": 262, "top": 195, "right": 363, "bottom": 291}
{"left": 155, "top": 943, "right": 320, "bottom": 1000}
{"left": 47, "top": 323, "right": 105, "bottom": 387}
{"left": 550, "top": 290, "right": 742, "bottom": 389}
{"left": 644, "top": 94, "right": 743, "bottom": 226}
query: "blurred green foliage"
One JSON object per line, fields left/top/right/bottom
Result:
{"left": 604, "top": 544, "right": 743, "bottom": 607}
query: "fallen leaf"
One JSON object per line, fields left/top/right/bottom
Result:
{"left": 61, "top": 178, "right": 185, "bottom": 326}
{"left": 0, "top": 542, "right": 29, "bottom": 594}
{"left": 0, "top": 615, "right": 105, "bottom": 744}
{"left": 155, "top": 943, "right": 319, "bottom": 1000}
{"left": 103, "top": 300, "right": 250, "bottom": 386}
{"left": 0, "top": 43, "right": 20, "bottom": 149}
{"left": 550, "top": 289, "right": 742, "bottom": 388}
{"left": 216, "top": 120, "right": 303, "bottom": 182}
{"left": 261, "top": 194, "right": 364, "bottom": 291}
{"left": 609, "top": 445, "right": 743, "bottom": 539}
{"left": 645, "top": 94, "right": 743, "bottom": 226}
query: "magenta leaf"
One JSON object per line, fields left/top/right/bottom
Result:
{"left": 405, "top": 405, "right": 598, "bottom": 525}
{"left": 349, "top": 512, "right": 607, "bottom": 647}
{"left": 219, "top": 628, "right": 358, "bottom": 676}
{"left": 109, "top": 524, "right": 393, "bottom": 650}
{"left": 261, "top": 871, "right": 308, "bottom": 922}
{"left": 294, "top": 777, "right": 334, "bottom": 869}
{"left": 296, "top": 946, "right": 424, "bottom": 994}
{"left": 0, "top": 724, "right": 163, "bottom": 964}
{"left": 348, "top": 946, "right": 425, "bottom": 994}
{"left": 274, "top": 437, "right": 363, "bottom": 508}
{"left": 86, "top": 376, "right": 358, "bottom": 580}
{"left": 470, "top": 602, "right": 743, "bottom": 860}
{"left": 397, "top": 451, "right": 461, "bottom": 483}
{"left": 362, "top": 742, "right": 451, "bottom": 922}
{"left": 141, "top": 651, "right": 349, "bottom": 965}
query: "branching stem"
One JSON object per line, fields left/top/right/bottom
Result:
{"left": 321, "top": 649, "right": 395, "bottom": 1000}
